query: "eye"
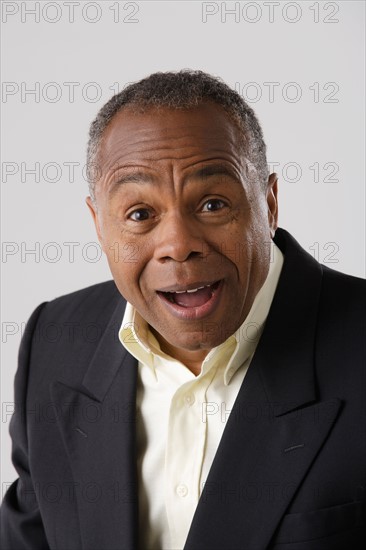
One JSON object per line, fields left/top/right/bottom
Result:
{"left": 201, "top": 198, "right": 227, "bottom": 212}
{"left": 128, "top": 208, "right": 151, "bottom": 221}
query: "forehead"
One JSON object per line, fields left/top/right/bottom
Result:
{"left": 98, "top": 102, "right": 244, "bottom": 169}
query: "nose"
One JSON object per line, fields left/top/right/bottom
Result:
{"left": 153, "top": 211, "right": 204, "bottom": 263}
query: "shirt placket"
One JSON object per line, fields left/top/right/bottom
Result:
{"left": 164, "top": 368, "right": 216, "bottom": 548}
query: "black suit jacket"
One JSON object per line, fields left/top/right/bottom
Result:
{"left": 1, "top": 228, "right": 365, "bottom": 549}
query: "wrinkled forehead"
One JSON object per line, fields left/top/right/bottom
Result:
{"left": 98, "top": 102, "right": 245, "bottom": 170}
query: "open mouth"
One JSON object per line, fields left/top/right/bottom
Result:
{"left": 157, "top": 280, "right": 221, "bottom": 309}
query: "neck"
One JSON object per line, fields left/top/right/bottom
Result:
{"left": 150, "top": 328, "right": 209, "bottom": 376}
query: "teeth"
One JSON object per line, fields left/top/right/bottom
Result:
{"left": 187, "top": 286, "right": 205, "bottom": 293}
{"left": 170, "top": 284, "right": 210, "bottom": 294}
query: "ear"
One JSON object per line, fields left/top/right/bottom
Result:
{"left": 85, "top": 196, "right": 104, "bottom": 250}
{"left": 266, "top": 173, "right": 279, "bottom": 238}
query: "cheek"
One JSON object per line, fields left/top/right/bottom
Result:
{"left": 97, "top": 210, "right": 133, "bottom": 261}
{"left": 221, "top": 220, "right": 270, "bottom": 277}
{"left": 106, "top": 253, "right": 141, "bottom": 302}
{"left": 103, "top": 236, "right": 153, "bottom": 303}
{"left": 219, "top": 216, "right": 255, "bottom": 264}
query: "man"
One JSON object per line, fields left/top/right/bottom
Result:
{"left": 1, "top": 70, "right": 365, "bottom": 549}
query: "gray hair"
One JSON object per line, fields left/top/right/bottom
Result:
{"left": 86, "top": 70, "right": 269, "bottom": 202}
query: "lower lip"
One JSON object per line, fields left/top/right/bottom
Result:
{"left": 156, "top": 280, "right": 224, "bottom": 320}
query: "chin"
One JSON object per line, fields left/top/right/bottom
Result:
{"left": 168, "top": 328, "right": 227, "bottom": 352}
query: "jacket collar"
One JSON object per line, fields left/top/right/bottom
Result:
{"left": 257, "top": 227, "right": 323, "bottom": 414}
{"left": 80, "top": 296, "right": 130, "bottom": 402}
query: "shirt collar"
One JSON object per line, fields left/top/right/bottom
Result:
{"left": 119, "top": 242, "right": 284, "bottom": 385}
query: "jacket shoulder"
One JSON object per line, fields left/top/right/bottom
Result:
{"left": 38, "top": 280, "right": 124, "bottom": 323}
{"left": 320, "top": 264, "right": 365, "bottom": 314}
{"left": 48, "top": 279, "right": 121, "bottom": 306}
{"left": 321, "top": 263, "right": 365, "bottom": 288}
{"left": 316, "top": 264, "right": 365, "bottom": 374}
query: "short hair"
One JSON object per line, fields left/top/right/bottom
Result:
{"left": 86, "top": 69, "right": 269, "bottom": 202}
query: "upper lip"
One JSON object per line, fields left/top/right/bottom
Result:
{"left": 156, "top": 280, "right": 220, "bottom": 293}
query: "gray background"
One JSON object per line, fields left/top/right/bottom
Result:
{"left": 1, "top": 0, "right": 365, "bottom": 491}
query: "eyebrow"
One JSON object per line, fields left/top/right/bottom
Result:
{"left": 110, "top": 162, "right": 240, "bottom": 188}
{"left": 188, "top": 163, "right": 239, "bottom": 182}
{"left": 113, "top": 171, "right": 154, "bottom": 186}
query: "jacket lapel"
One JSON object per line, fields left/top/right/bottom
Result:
{"left": 184, "top": 369, "right": 341, "bottom": 549}
{"left": 50, "top": 297, "right": 139, "bottom": 550}
{"left": 184, "top": 229, "right": 342, "bottom": 549}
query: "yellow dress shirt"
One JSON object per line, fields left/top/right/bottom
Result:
{"left": 119, "top": 243, "right": 284, "bottom": 549}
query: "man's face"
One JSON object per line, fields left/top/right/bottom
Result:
{"left": 87, "top": 102, "right": 278, "bottom": 356}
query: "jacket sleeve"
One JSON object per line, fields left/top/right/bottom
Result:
{"left": 0, "top": 302, "right": 50, "bottom": 550}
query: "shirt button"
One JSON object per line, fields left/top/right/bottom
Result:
{"left": 176, "top": 484, "right": 188, "bottom": 497}
{"left": 184, "top": 394, "right": 195, "bottom": 406}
